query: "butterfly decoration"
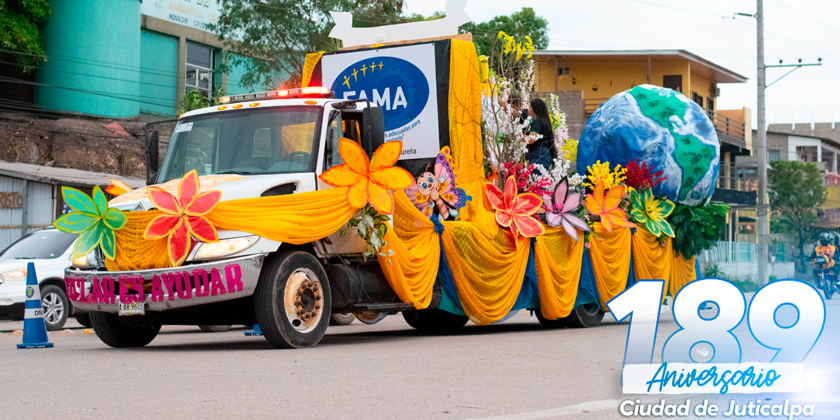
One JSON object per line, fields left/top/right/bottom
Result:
{"left": 543, "top": 177, "right": 590, "bottom": 242}
{"left": 405, "top": 147, "right": 471, "bottom": 220}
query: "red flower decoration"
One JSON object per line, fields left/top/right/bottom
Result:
{"left": 625, "top": 159, "right": 666, "bottom": 191}
{"left": 485, "top": 176, "right": 545, "bottom": 246}
{"left": 143, "top": 170, "right": 222, "bottom": 266}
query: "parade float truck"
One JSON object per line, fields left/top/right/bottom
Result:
{"left": 62, "top": 34, "right": 712, "bottom": 349}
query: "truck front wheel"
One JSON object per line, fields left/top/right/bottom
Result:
{"left": 254, "top": 251, "right": 332, "bottom": 349}
{"left": 90, "top": 312, "right": 161, "bottom": 348}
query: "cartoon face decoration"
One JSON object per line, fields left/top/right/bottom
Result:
{"left": 405, "top": 146, "right": 471, "bottom": 220}
{"left": 416, "top": 172, "right": 438, "bottom": 197}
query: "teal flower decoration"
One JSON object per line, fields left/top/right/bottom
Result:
{"left": 53, "top": 186, "right": 127, "bottom": 260}
{"left": 630, "top": 188, "right": 675, "bottom": 238}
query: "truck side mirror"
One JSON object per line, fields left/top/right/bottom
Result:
{"left": 146, "top": 130, "right": 159, "bottom": 185}
{"left": 362, "top": 106, "right": 384, "bottom": 158}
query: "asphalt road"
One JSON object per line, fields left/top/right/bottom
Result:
{"left": 0, "top": 293, "right": 839, "bottom": 420}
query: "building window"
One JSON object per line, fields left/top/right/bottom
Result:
{"left": 557, "top": 67, "right": 569, "bottom": 76}
{"left": 692, "top": 92, "right": 703, "bottom": 108}
{"left": 186, "top": 42, "right": 214, "bottom": 100}
{"left": 768, "top": 149, "right": 780, "bottom": 161}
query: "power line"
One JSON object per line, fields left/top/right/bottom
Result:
{"left": 0, "top": 76, "right": 174, "bottom": 108}
{"left": 617, "top": 0, "right": 730, "bottom": 18}
{"left": 767, "top": 0, "right": 840, "bottom": 37}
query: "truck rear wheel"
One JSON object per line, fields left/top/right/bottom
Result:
{"left": 534, "top": 308, "right": 566, "bottom": 329}
{"left": 254, "top": 251, "right": 331, "bottom": 349}
{"left": 89, "top": 312, "right": 161, "bottom": 348}
{"left": 560, "top": 303, "right": 605, "bottom": 328}
{"left": 329, "top": 313, "right": 355, "bottom": 325}
{"left": 402, "top": 309, "right": 468, "bottom": 333}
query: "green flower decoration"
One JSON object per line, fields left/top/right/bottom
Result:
{"left": 53, "top": 186, "right": 127, "bottom": 260}
{"left": 630, "top": 188, "right": 675, "bottom": 238}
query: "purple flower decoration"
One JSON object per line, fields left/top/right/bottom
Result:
{"left": 544, "top": 177, "right": 590, "bottom": 242}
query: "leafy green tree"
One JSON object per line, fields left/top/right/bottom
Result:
{"left": 768, "top": 160, "right": 826, "bottom": 266}
{"left": 0, "top": 0, "right": 51, "bottom": 72}
{"left": 177, "top": 87, "right": 223, "bottom": 115}
{"left": 209, "top": 0, "right": 406, "bottom": 90}
{"left": 460, "top": 7, "right": 549, "bottom": 57}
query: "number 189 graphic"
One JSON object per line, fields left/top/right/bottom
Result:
{"left": 607, "top": 279, "right": 826, "bottom": 367}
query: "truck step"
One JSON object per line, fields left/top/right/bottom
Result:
{"left": 353, "top": 303, "right": 415, "bottom": 311}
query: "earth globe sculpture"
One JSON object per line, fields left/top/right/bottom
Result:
{"left": 576, "top": 84, "right": 720, "bottom": 206}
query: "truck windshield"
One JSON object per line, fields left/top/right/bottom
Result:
{"left": 157, "top": 106, "right": 322, "bottom": 183}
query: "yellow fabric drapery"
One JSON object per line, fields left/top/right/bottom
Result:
{"left": 105, "top": 188, "right": 357, "bottom": 272}
{"left": 588, "top": 224, "right": 633, "bottom": 309}
{"left": 670, "top": 254, "right": 697, "bottom": 297}
{"left": 376, "top": 193, "right": 439, "bottom": 310}
{"left": 441, "top": 224, "right": 531, "bottom": 324}
{"left": 533, "top": 226, "right": 585, "bottom": 320}
{"left": 632, "top": 229, "right": 673, "bottom": 301}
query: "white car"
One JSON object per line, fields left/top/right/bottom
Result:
{"left": 0, "top": 228, "right": 83, "bottom": 330}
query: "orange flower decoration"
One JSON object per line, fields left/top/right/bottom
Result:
{"left": 319, "top": 139, "right": 413, "bottom": 215}
{"left": 584, "top": 180, "right": 635, "bottom": 232}
{"left": 104, "top": 179, "right": 133, "bottom": 197}
{"left": 485, "top": 176, "right": 544, "bottom": 245}
{"left": 143, "top": 170, "right": 222, "bottom": 266}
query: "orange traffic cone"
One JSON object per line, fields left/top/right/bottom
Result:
{"left": 17, "top": 262, "right": 53, "bottom": 349}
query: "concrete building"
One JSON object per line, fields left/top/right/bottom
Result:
{"left": 0, "top": 162, "right": 144, "bottom": 250}
{"left": 6, "top": 0, "right": 272, "bottom": 120}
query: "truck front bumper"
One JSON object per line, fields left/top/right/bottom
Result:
{"left": 64, "top": 254, "right": 264, "bottom": 314}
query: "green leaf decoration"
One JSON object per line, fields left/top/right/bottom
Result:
{"left": 103, "top": 208, "right": 127, "bottom": 230}
{"left": 54, "top": 212, "right": 98, "bottom": 233}
{"left": 74, "top": 225, "right": 103, "bottom": 258}
{"left": 100, "top": 229, "right": 117, "bottom": 261}
{"left": 54, "top": 187, "right": 127, "bottom": 260}
{"left": 92, "top": 186, "right": 108, "bottom": 216}
{"left": 62, "top": 187, "right": 98, "bottom": 214}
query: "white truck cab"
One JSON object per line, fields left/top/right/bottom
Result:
{"left": 65, "top": 87, "right": 415, "bottom": 349}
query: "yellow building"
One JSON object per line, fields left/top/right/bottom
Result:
{"left": 531, "top": 50, "right": 751, "bottom": 152}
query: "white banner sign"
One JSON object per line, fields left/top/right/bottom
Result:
{"left": 321, "top": 44, "right": 440, "bottom": 160}
{"left": 141, "top": 0, "right": 221, "bottom": 33}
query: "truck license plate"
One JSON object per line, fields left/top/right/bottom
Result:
{"left": 118, "top": 302, "right": 145, "bottom": 316}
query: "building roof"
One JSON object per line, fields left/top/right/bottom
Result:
{"left": 532, "top": 49, "right": 748, "bottom": 84}
{"left": 0, "top": 161, "right": 146, "bottom": 189}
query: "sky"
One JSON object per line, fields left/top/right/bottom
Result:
{"left": 405, "top": 0, "right": 840, "bottom": 127}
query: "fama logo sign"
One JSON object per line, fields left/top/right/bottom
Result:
{"left": 331, "top": 56, "right": 429, "bottom": 132}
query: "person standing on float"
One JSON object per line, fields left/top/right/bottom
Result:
{"left": 524, "top": 98, "right": 556, "bottom": 170}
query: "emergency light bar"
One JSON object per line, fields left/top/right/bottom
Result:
{"left": 219, "top": 87, "right": 334, "bottom": 104}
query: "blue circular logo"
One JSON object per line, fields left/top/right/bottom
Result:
{"left": 331, "top": 56, "right": 429, "bottom": 132}
{"left": 26, "top": 286, "right": 34, "bottom": 299}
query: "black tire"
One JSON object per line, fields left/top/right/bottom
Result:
{"left": 198, "top": 325, "right": 233, "bottom": 332}
{"left": 402, "top": 309, "right": 469, "bottom": 333}
{"left": 329, "top": 313, "right": 355, "bottom": 326}
{"left": 89, "top": 312, "right": 161, "bottom": 348}
{"left": 254, "top": 251, "right": 332, "bottom": 349}
{"left": 40, "top": 284, "right": 69, "bottom": 331}
{"left": 824, "top": 279, "right": 834, "bottom": 300}
{"left": 535, "top": 308, "right": 566, "bottom": 329}
{"left": 561, "top": 303, "right": 605, "bottom": 328}
{"left": 75, "top": 312, "right": 92, "bottom": 328}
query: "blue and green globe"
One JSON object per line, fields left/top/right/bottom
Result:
{"left": 576, "top": 84, "right": 720, "bottom": 205}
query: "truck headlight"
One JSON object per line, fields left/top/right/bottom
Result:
{"left": 0, "top": 269, "right": 27, "bottom": 284}
{"left": 194, "top": 236, "right": 258, "bottom": 260}
{"left": 72, "top": 250, "right": 100, "bottom": 268}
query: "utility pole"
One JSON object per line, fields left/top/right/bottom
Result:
{"left": 756, "top": 0, "right": 768, "bottom": 285}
